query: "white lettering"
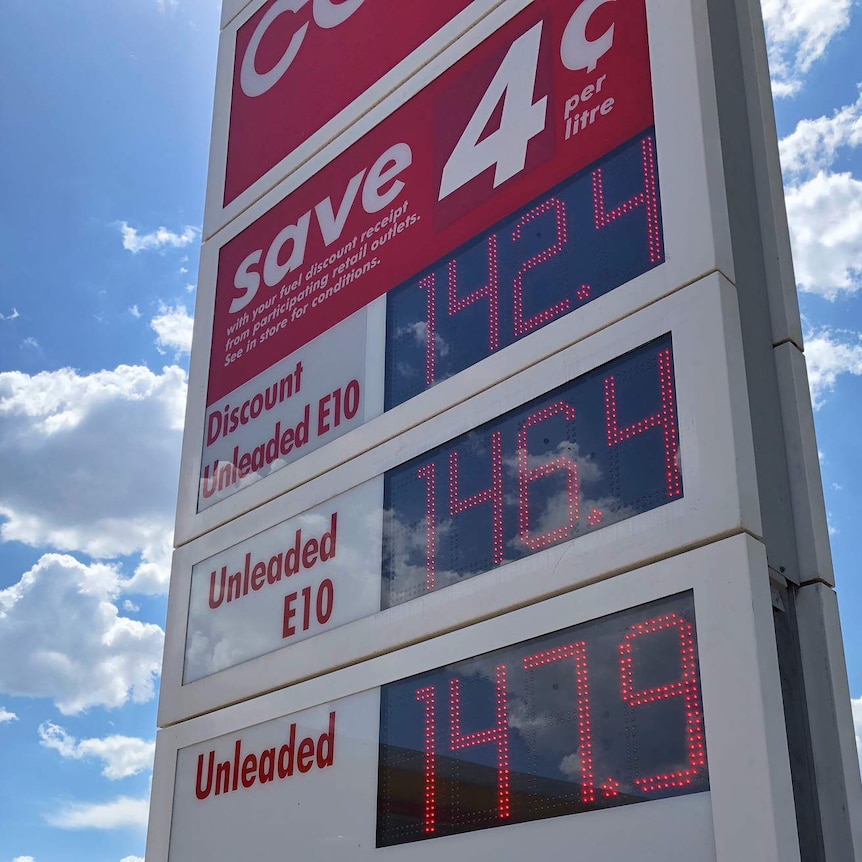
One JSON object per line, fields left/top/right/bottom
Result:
{"left": 229, "top": 143, "right": 411, "bottom": 309}
{"left": 560, "top": 0, "right": 616, "bottom": 74}
{"left": 264, "top": 212, "right": 312, "bottom": 287}
{"left": 362, "top": 143, "right": 412, "bottom": 213}
{"left": 231, "top": 250, "right": 263, "bottom": 313}
{"left": 312, "top": 0, "right": 365, "bottom": 28}
{"left": 241, "top": 0, "right": 310, "bottom": 98}
{"left": 315, "top": 170, "right": 366, "bottom": 245}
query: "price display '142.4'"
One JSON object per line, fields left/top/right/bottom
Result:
{"left": 385, "top": 132, "right": 662, "bottom": 409}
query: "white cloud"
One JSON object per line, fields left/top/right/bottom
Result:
{"left": 119, "top": 221, "right": 197, "bottom": 254}
{"left": 762, "top": 0, "right": 853, "bottom": 96}
{"left": 129, "top": 305, "right": 142, "bottom": 319}
{"left": 0, "top": 364, "right": 186, "bottom": 592}
{"left": 804, "top": 327, "right": 862, "bottom": 408}
{"left": 47, "top": 796, "right": 149, "bottom": 830}
{"left": 0, "top": 706, "right": 17, "bottom": 723}
{"left": 851, "top": 697, "right": 862, "bottom": 768}
{"left": 121, "top": 857, "right": 145, "bottom": 862}
{"left": 150, "top": 304, "right": 193, "bottom": 355}
{"left": 38, "top": 722, "right": 155, "bottom": 779}
{"left": 780, "top": 86, "right": 862, "bottom": 178}
{"left": 785, "top": 172, "right": 862, "bottom": 299}
{"left": 0, "top": 554, "right": 163, "bottom": 714}
{"left": 21, "top": 337, "right": 39, "bottom": 349}
{"left": 0, "top": 308, "right": 19, "bottom": 321}
{"left": 12, "top": 856, "right": 35, "bottom": 862}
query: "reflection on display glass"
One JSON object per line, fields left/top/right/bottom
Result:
{"left": 382, "top": 336, "right": 681, "bottom": 609}
{"left": 377, "top": 592, "right": 707, "bottom": 846}
{"left": 384, "top": 131, "right": 664, "bottom": 410}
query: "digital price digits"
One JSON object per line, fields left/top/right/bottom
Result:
{"left": 382, "top": 336, "right": 681, "bottom": 609}
{"left": 384, "top": 131, "right": 663, "bottom": 410}
{"left": 377, "top": 592, "right": 708, "bottom": 846}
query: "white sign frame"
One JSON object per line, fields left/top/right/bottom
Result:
{"left": 148, "top": 534, "right": 800, "bottom": 862}
{"left": 162, "top": 273, "right": 762, "bottom": 724}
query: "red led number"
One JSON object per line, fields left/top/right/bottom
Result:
{"left": 450, "top": 665, "right": 511, "bottom": 819}
{"left": 593, "top": 136, "right": 662, "bottom": 264}
{"left": 419, "top": 133, "right": 662, "bottom": 391}
{"left": 420, "top": 235, "right": 501, "bottom": 387}
{"left": 416, "top": 686, "right": 437, "bottom": 834}
{"left": 416, "top": 666, "right": 512, "bottom": 831}
{"left": 450, "top": 430, "right": 504, "bottom": 565}
{"left": 518, "top": 401, "right": 579, "bottom": 551}
{"left": 512, "top": 198, "right": 570, "bottom": 337}
{"left": 605, "top": 347, "right": 681, "bottom": 498}
{"left": 523, "top": 641, "right": 594, "bottom": 803}
{"left": 619, "top": 613, "right": 707, "bottom": 791}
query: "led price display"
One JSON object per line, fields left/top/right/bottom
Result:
{"left": 384, "top": 132, "right": 663, "bottom": 410}
{"left": 377, "top": 591, "right": 708, "bottom": 846}
{"left": 382, "top": 336, "right": 681, "bottom": 609}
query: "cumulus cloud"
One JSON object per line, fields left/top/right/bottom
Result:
{"left": 46, "top": 796, "right": 149, "bottom": 830}
{"left": 38, "top": 722, "right": 155, "bottom": 779}
{"left": 151, "top": 304, "right": 194, "bottom": 355}
{"left": 762, "top": 0, "right": 853, "bottom": 97}
{"left": 852, "top": 697, "right": 862, "bottom": 767}
{"left": 784, "top": 172, "right": 862, "bottom": 299}
{"left": 780, "top": 86, "right": 862, "bottom": 179}
{"left": 804, "top": 328, "right": 862, "bottom": 408}
{"left": 0, "top": 308, "right": 19, "bottom": 321}
{"left": 0, "top": 363, "right": 186, "bottom": 592}
{"left": 119, "top": 222, "right": 197, "bottom": 254}
{"left": 0, "top": 706, "right": 17, "bottom": 723}
{"left": 121, "top": 857, "right": 145, "bottom": 862}
{"left": 12, "top": 857, "right": 35, "bottom": 862}
{"left": 0, "top": 554, "right": 163, "bottom": 714}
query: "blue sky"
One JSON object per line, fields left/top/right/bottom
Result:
{"left": 0, "top": 1, "right": 861, "bottom": 860}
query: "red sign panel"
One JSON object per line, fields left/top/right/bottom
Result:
{"left": 210, "top": 0, "right": 653, "bottom": 406}
{"left": 225, "top": 0, "right": 475, "bottom": 204}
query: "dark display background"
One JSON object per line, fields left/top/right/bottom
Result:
{"left": 382, "top": 336, "right": 682, "bottom": 609}
{"left": 384, "top": 130, "right": 664, "bottom": 410}
{"left": 377, "top": 591, "right": 708, "bottom": 846}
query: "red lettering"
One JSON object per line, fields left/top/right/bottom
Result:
{"left": 297, "top": 737, "right": 315, "bottom": 773}
{"left": 283, "top": 591, "right": 297, "bottom": 638}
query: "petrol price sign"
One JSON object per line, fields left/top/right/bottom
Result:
{"left": 157, "top": 0, "right": 862, "bottom": 853}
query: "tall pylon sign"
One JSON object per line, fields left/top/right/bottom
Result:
{"left": 147, "top": 1, "right": 862, "bottom": 859}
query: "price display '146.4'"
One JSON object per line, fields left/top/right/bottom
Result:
{"left": 382, "top": 336, "right": 681, "bottom": 608}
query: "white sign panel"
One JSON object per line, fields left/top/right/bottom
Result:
{"left": 199, "top": 310, "right": 367, "bottom": 509}
{"left": 148, "top": 535, "right": 800, "bottom": 862}
{"left": 185, "top": 479, "right": 382, "bottom": 682}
